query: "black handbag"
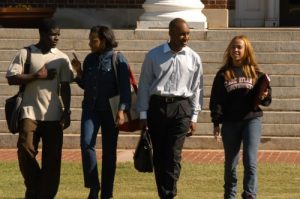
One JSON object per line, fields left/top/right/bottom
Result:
{"left": 252, "top": 73, "right": 271, "bottom": 109}
{"left": 133, "top": 129, "right": 154, "bottom": 172}
{"left": 5, "top": 47, "right": 31, "bottom": 134}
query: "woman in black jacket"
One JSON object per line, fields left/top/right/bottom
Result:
{"left": 209, "top": 35, "right": 271, "bottom": 199}
{"left": 71, "top": 26, "right": 131, "bottom": 199}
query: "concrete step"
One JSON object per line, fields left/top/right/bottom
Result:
{"left": 0, "top": 29, "right": 204, "bottom": 40}
{"left": 0, "top": 109, "right": 298, "bottom": 124}
{"left": 2, "top": 28, "right": 300, "bottom": 41}
{"left": 206, "top": 29, "right": 300, "bottom": 41}
{"left": 1, "top": 72, "right": 299, "bottom": 87}
{"left": 0, "top": 121, "right": 299, "bottom": 137}
{"left": 1, "top": 28, "right": 300, "bottom": 150}
{"left": 1, "top": 133, "right": 300, "bottom": 150}
{"left": 85, "top": 63, "right": 300, "bottom": 76}
{"left": 0, "top": 95, "right": 297, "bottom": 112}
{"left": 2, "top": 50, "right": 300, "bottom": 65}
{"left": 0, "top": 84, "right": 299, "bottom": 99}
{"left": 0, "top": 92, "right": 298, "bottom": 115}
{"left": 63, "top": 98, "right": 300, "bottom": 112}
{"left": 2, "top": 61, "right": 300, "bottom": 77}
{"left": 128, "top": 63, "right": 300, "bottom": 77}
{"left": 3, "top": 38, "right": 300, "bottom": 53}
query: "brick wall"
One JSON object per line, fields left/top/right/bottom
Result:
{"left": 0, "top": 0, "right": 235, "bottom": 9}
{"left": 202, "top": 0, "right": 235, "bottom": 9}
{"left": 0, "top": 0, "right": 146, "bottom": 8}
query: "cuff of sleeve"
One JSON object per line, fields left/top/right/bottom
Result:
{"left": 214, "top": 123, "right": 219, "bottom": 127}
{"left": 6, "top": 71, "right": 18, "bottom": 77}
{"left": 119, "top": 103, "right": 127, "bottom": 111}
{"left": 64, "top": 109, "right": 71, "bottom": 115}
{"left": 191, "top": 114, "right": 198, "bottom": 123}
{"left": 74, "top": 76, "right": 81, "bottom": 83}
{"left": 140, "top": 111, "right": 147, "bottom": 119}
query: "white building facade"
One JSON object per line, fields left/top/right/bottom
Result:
{"left": 2, "top": 0, "right": 297, "bottom": 29}
{"left": 137, "top": 0, "right": 300, "bottom": 29}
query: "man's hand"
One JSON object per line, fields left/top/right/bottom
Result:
{"left": 186, "top": 122, "right": 196, "bottom": 137}
{"left": 60, "top": 110, "right": 71, "bottom": 129}
{"left": 34, "top": 65, "right": 57, "bottom": 80}
{"left": 213, "top": 126, "right": 221, "bottom": 142}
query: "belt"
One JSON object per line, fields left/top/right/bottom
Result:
{"left": 151, "top": 95, "right": 188, "bottom": 103}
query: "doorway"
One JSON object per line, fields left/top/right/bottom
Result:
{"left": 280, "top": 0, "right": 300, "bottom": 26}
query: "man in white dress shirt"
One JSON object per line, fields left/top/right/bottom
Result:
{"left": 137, "top": 18, "right": 203, "bottom": 199}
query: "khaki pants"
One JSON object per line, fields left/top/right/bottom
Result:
{"left": 17, "top": 118, "right": 63, "bottom": 199}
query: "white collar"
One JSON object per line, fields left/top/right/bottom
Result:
{"left": 163, "top": 43, "right": 188, "bottom": 54}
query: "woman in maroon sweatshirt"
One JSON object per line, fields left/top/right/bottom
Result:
{"left": 209, "top": 35, "right": 272, "bottom": 199}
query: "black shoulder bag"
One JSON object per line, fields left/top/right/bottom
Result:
{"left": 133, "top": 128, "right": 154, "bottom": 172}
{"left": 5, "top": 47, "right": 31, "bottom": 134}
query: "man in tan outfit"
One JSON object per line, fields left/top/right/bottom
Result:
{"left": 6, "top": 19, "right": 73, "bottom": 199}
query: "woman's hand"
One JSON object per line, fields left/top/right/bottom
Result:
{"left": 116, "top": 110, "right": 125, "bottom": 126}
{"left": 71, "top": 55, "right": 82, "bottom": 77}
{"left": 260, "top": 89, "right": 269, "bottom": 100}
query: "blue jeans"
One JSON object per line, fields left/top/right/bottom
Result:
{"left": 80, "top": 109, "right": 119, "bottom": 199}
{"left": 221, "top": 117, "right": 262, "bottom": 199}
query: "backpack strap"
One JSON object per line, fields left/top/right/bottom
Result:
{"left": 19, "top": 47, "right": 31, "bottom": 93}
{"left": 112, "top": 50, "right": 119, "bottom": 80}
{"left": 112, "top": 51, "right": 138, "bottom": 94}
{"left": 24, "top": 47, "right": 31, "bottom": 74}
{"left": 112, "top": 50, "right": 120, "bottom": 92}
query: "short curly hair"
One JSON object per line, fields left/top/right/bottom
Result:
{"left": 38, "top": 18, "right": 59, "bottom": 34}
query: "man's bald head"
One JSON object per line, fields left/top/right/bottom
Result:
{"left": 168, "top": 18, "right": 190, "bottom": 52}
{"left": 169, "top": 18, "right": 188, "bottom": 32}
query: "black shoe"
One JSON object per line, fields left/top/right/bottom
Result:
{"left": 88, "top": 187, "right": 100, "bottom": 199}
{"left": 25, "top": 190, "right": 37, "bottom": 199}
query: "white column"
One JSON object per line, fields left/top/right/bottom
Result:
{"left": 265, "top": 0, "right": 279, "bottom": 27}
{"left": 137, "top": 0, "right": 207, "bottom": 29}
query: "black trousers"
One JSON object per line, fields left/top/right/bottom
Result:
{"left": 17, "top": 119, "right": 63, "bottom": 199}
{"left": 148, "top": 96, "right": 191, "bottom": 199}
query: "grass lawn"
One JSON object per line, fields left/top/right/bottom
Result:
{"left": 0, "top": 161, "right": 299, "bottom": 199}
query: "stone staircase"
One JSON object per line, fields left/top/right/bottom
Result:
{"left": 1, "top": 28, "right": 300, "bottom": 150}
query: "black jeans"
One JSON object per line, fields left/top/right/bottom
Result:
{"left": 17, "top": 119, "right": 63, "bottom": 199}
{"left": 147, "top": 96, "right": 191, "bottom": 199}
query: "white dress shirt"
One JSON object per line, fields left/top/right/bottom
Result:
{"left": 137, "top": 43, "right": 203, "bottom": 122}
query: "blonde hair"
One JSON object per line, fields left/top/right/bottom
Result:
{"left": 221, "top": 35, "right": 260, "bottom": 82}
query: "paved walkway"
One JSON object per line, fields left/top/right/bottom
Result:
{"left": 1, "top": 149, "right": 300, "bottom": 164}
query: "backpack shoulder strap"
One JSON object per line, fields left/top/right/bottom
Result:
{"left": 19, "top": 47, "right": 31, "bottom": 92}
{"left": 24, "top": 47, "right": 31, "bottom": 74}
{"left": 112, "top": 50, "right": 119, "bottom": 79}
{"left": 112, "top": 51, "right": 138, "bottom": 93}
{"left": 112, "top": 51, "right": 120, "bottom": 92}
